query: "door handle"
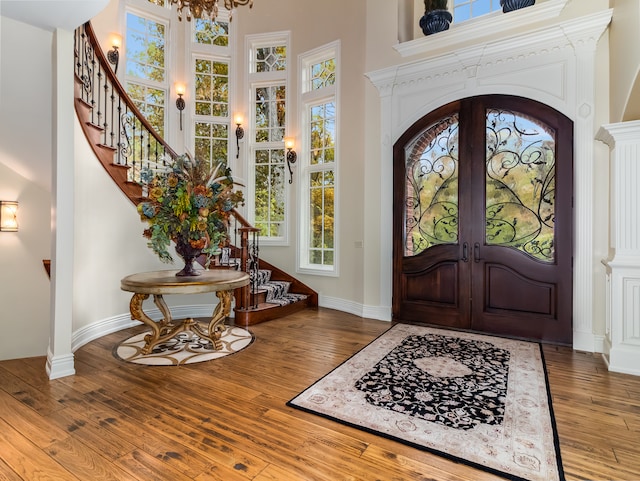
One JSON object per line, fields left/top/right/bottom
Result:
{"left": 461, "top": 242, "right": 469, "bottom": 262}
{"left": 474, "top": 242, "right": 482, "bottom": 263}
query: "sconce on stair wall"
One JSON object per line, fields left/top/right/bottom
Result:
{"left": 235, "top": 113, "right": 244, "bottom": 159}
{"left": 175, "top": 83, "right": 186, "bottom": 131}
{"left": 285, "top": 137, "right": 297, "bottom": 184}
{"left": 107, "top": 33, "right": 121, "bottom": 74}
{"left": 0, "top": 201, "right": 19, "bottom": 232}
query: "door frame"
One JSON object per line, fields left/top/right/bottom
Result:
{"left": 366, "top": 10, "right": 611, "bottom": 352}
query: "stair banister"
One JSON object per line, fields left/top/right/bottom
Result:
{"left": 74, "top": 21, "right": 318, "bottom": 326}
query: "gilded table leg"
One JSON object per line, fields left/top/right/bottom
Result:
{"left": 191, "top": 289, "right": 232, "bottom": 350}
{"left": 129, "top": 293, "right": 176, "bottom": 354}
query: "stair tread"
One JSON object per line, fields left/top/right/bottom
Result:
{"left": 249, "top": 269, "right": 309, "bottom": 306}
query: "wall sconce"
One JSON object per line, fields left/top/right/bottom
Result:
{"left": 285, "top": 137, "right": 297, "bottom": 184}
{"left": 234, "top": 113, "right": 244, "bottom": 159}
{"left": 0, "top": 201, "right": 18, "bottom": 232}
{"left": 175, "top": 83, "right": 186, "bottom": 131}
{"left": 107, "top": 33, "right": 121, "bottom": 75}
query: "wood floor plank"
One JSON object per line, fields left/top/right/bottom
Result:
{"left": 0, "top": 418, "right": 81, "bottom": 481}
{"left": 44, "top": 406, "right": 138, "bottom": 461}
{"left": 0, "top": 389, "right": 70, "bottom": 449}
{"left": 77, "top": 388, "right": 269, "bottom": 478}
{"left": 44, "top": 436, "right": 136, "bottom": 481}
{"left": 113, "top": 449, "right": 196, "bottom": 481}
{"left": 0, "top": 309, "right": 639, "bottom": 480}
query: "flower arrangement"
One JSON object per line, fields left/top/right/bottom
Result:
{"left": 137, "top": 154, "right": 244, "bottom": 267}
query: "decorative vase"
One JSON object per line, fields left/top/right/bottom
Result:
{"left": 500, "top": 0, "right": 535, "bottom": 13}
{"left": 174, "top": 238, "right": 202, "bottom": 277}
{"left": 419, "top": 10, "right": 453, "bottom": 36}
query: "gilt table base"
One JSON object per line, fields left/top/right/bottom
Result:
{"left": 129, "top": 290, "right": 233, "bottom": 354}
{"left": 121, "top": 270, "right": 250, "bottom": 356}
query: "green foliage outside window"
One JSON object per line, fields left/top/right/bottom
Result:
{"left": 194, "top": 19, "right": 229, "bottom": 46}
{"left": 195, "top": 121, "right": 228, "bottom": 165}
{"left": 195, "top": 59, "right": 229, "bottom": 117}
{"left": 254, "top": 149, "right": 285, "bottom": 237}
{"left": 256, "top": 46, "right": 287, "bottom": 72}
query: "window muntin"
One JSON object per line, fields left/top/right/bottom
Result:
{"left": 194, "top": 18, "right": 229, "bottom": 46}
{"left": 308, "top": 169, "right": 335, "bottom": 266}
{"left": 310, "top": 59, "right": 336, "bottom": 90}
{"left": 310, "top": 102, "right": 335, "bottom": 165}
{"left": 255, "top": 45, "right": 287, "bottom": 72}
{"left": 254, "top": 148, "right": 286, "bottom": 237}
{"left": 195, "top": 121, "right": 228, "bottom": 162}
{"left": 194, "top": 58, "right": 229, "bottom": 117}
{"left": 255, "top": 85, "right": 286, "bottom": 143}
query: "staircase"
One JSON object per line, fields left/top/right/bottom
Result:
{"left": 73, "top": 22, "right": 317, "bottom": 326}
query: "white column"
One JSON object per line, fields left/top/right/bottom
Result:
{"left": 596, "top": 120, "right": 640, "bottom": 376}
{"left": 563, "top": 17, "right": 611, "bottom": 352}
{"left": 47, "top": 28, "right": 76, "bottom": 380}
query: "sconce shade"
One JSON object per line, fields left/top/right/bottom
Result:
{"left": 0, "top": 201, "right": 18, "bottom": 232}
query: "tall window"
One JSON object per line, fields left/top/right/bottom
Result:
{"left": 299, "top": 42, "right": 339, "bottom": 275}
{"left": 453, "top": 0, "right": 501, "bottom": 22}
{"left": 248, "top": 34, "right": 289, "bottom": 243}
{"left": 192, "top": 16, "right": 231, "bottom": 165}
{"left": 125, "top": 11, "right": 167, "bottom": 136}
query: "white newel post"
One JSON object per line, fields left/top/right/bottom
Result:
{"left": 596, "top": 120, "right": 640, "bottom": 376}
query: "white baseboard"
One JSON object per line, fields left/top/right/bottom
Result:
{"left": 71, "top": 304, "right": 218, "bottom": 352}
{"left": 46, "top": 348, "right": 76, "bottom": 380}
{"left": 319, "top": 295, "right": 391, "bottom": 321}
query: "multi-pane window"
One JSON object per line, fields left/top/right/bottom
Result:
{"left": 253, "top": 84, "right": 287, "bottom": 238}
{"left": 299, "top": 43, "right": 339, "bottom": 274}
{"left": 255, "top": 86, "right": 286, "bottom": 142}
{"left": 194, "top": 18, "right": 229, "bottom": 46}
{"left": 453, "top": 0, "right": 501, "bottom": 22}
{"left": 248, "top": 35, "right": 289, "bottom": 242}
{"left": 195, "top": 121, "right": 228, "bottom": 163}
{"left": 255, "top": 46, "right": 287, "bottom": 72}
{"left": 194, "top": 58, "right": 229, "bottom": 117}
{"left": 191, "top": 13, "right": 231, "bottom": 165}
{"left": 125, "top": 12, "right": 167, "bottom": 135}
{"left": 254, "top": 148, "right": 285, "bottom": 236}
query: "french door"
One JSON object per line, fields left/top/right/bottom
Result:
{"left": 392, "top": 95, "right": 573, "bottom": 345}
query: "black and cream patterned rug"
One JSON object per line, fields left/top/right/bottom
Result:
{"left": 113, "top": 325, "right": 253, "bottom": 366}
{"left": 287, "top": 324, "right": 564, "bottom": 481}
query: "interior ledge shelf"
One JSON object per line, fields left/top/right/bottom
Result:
{"left": 395, "top": 0, "right": 568, "bottom": 58}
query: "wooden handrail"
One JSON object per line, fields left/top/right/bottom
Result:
{"left": 79, "top": 22, "right": 178, "bottom": 161}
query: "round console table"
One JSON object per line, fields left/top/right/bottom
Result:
{"left": 121, "top": 269, "right": 249, "bottom": 354}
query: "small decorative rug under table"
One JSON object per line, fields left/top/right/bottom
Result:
{"left": 287, "top": 323, "right": 564, "bottom": 481}
{"left": 113, "top": 325, "right": 253, "bottom": 366}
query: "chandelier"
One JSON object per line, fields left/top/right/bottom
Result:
{"left": 171, "top": 0, "right": 253, "bottom": 22}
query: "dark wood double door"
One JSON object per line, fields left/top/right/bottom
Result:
{"left": 392, "top": 95, "right": 573, "bottom": 344}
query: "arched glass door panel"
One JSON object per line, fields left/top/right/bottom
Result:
{"left": 485, "top": 109, "right": 556, "bottom": 263}
{"left": 404, "top": 114, "right": 459, "bottom": 256}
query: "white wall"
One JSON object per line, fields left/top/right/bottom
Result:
{"left": 0, "top": 17, "right": 54, "bottom": 360}
{"left": 0, "top": 163, "right": 52, "bottom": 360}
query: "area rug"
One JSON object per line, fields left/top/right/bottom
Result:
{"left": 287, "top": 324, "right": 564, "bottom": 481}
{"left": 113, "top": 325, "right": 253, "bottom": 366}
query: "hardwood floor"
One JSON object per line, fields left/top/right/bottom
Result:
{"left": 0, "top": 308, "right": 639, "bottom": 480}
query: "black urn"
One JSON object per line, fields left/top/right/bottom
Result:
{"left": 419, "top": 9, "right": 454, "bottom": 36}
{"left": 500, "top": 0, "right": 535, "bottom": 13}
